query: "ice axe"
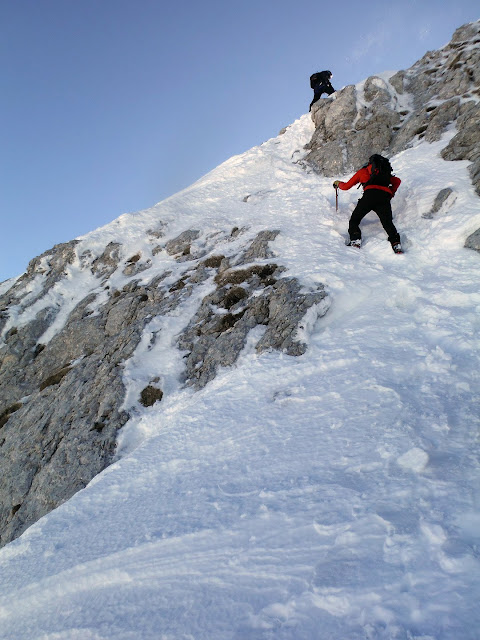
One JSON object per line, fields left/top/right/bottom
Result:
{"left": 333, "top": 181, "right": 340, "bottom": 212}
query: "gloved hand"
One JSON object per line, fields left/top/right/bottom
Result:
{"left": 333, "top": 180, "right": 340, "bottom": 189}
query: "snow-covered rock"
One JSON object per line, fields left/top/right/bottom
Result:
{"left": 0, "top": 221, "right": 327, "bottom": 546}
{"left": 306, "top": 20, "right": 480, "bottom": 198}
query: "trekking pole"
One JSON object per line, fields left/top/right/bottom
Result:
{"left": 335, "top": 186, "right": 338, "bottom": 212}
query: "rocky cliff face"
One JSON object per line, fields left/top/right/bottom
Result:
{"left": 1, "top": 21, "right": 479, "bottom": 548}
{"left": 305, "top": 20, "right": 480, "bottom": 234}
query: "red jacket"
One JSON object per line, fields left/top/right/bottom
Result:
{"left": 338, "top": 165, "right": 401, "bottom": 197}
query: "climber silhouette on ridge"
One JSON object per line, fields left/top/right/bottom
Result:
{"left": 309, "top": 70, "right": 335, "bottom": 110}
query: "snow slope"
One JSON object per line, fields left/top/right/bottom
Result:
{"left": 1, "top": 112, "right": 480, "bottom": 639}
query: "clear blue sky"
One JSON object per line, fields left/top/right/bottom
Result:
{"left": 1, "top": 0, "right": 478, "bottom": 282}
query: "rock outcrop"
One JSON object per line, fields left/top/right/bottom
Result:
{"left": 465, "top": 228, "right": 480, "bottom": 252}
{"left": 423, "top": 188, "right": 455, "bottom": 219}
{"left": 0, "top": 227, "right": 327, "bottom": 547}
{"left": 305, "top": 21, "right": 480, "bottom": 201}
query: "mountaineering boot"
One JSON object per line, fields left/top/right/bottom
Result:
{"left": 392, "top": 242, "right": 403, "bottom": 254}
{"left": 346, "top": 239, "right": 361, "bottom": 249}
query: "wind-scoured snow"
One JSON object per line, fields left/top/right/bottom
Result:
{"left": 0, "top": 109, "right": 480, "bottom": 639}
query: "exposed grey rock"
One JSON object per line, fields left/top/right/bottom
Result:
{"left": 304, "top": 136, "right": 346, "bottom": 177}
{"left": 256, "top": 278, "right": 327, "bottom": 356}
{"left": 347, "top": 107, "right": 399, "bottom": 170}
{"left": 388, "top": 70, "right": 405, "bottom": 95}
{"left": 0, "top": 352, "right": 129, "bottom": 546}
{"left": 307, "top": 87, "right": 358, "bottom": 176}
{"left": 390, "top": 99, "right": 462, "bottom": 155}
{"left": 90, "top": 242, "right": 121, "bottom": 279}
{"left": 0, "top": 251, "right": 207, "bottom": 547}
{"left": 178, "top": 258, "right": 327, "bottom": 389}
{"left": 441, "top": 102, "right": 480, "bottom": 195}
{"left": 0, "top": 241, "right": 79, "bottom": 338}
{"left": 306, "top": 80, "right": 400, "bottom": 176}
{"left": 363, "top": 76, "right": 392, "bottom": 105}
{"left": 230, "top": 226, "right": 244, "bottom": 239}
{"left": 423, "top": 188, "right": 455, "bottom": 219}
{"left": 239, "top": 230, "right": 280, "bottom": 263}
{"left": 311, "top": 86, "right": 356, "bottom": 136}
{"left": 122, "top": 254, "right": 152, "bottom": 277}
{"left": 465, "top": 229, "right": 480, "bottom": 252}
{"left": 403, "top": 22, "right": 480, "bottom": 109}
{"left": 423, "top": 100, "right": 461, "bottom": 143}
{"left": 165, "top": 230, "right": 201, "bottom": 256}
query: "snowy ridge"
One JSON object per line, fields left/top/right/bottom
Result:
{"left": 1, "top": 21, "right": 480, "bottom": 638}
{"left": 0, "top": 111, "right": 479, "bottom": 637}
{"left": 0, "top": 116, "right": 313, "bottom": 345}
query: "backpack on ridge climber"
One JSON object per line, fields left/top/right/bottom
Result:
{"left": 365, "top": 154, "right": 393, "bottom": 188}
{"left": 310, "top": 71, "right": 332, "bottom": 88}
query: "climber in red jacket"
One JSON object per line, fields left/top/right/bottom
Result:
{"left": 333, "top": 154, "right": 402, "bottom": 253}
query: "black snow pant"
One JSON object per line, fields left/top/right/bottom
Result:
{"left": 348, "top": 189, "right": 400, "bottom": 246}
{"left": 309, "top": 84, "right": 335, "bottom": 110}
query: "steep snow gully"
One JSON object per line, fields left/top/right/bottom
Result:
{"left": 0, "top": 20, "right": 480, "bottom": 640}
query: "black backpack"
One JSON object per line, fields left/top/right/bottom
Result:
{"left": 310, "top": 70, "right": 331, "bottom": 89}
{"left": 365, "top": 154, "right": 393, "bottom": 187}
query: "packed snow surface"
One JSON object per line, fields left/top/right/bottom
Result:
{"left": 1, "top": 113, "right": 480, "bottom": 639}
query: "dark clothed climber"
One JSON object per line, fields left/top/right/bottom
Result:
{"left": 309, "top": 70, "right": 335, "bottom": 110}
